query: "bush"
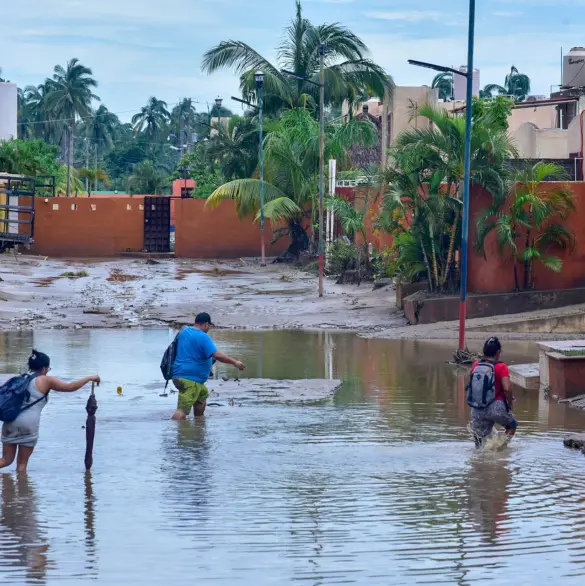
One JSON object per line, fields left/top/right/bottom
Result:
{"left": 326, "top": 240, "right": 357, "bottom": 276}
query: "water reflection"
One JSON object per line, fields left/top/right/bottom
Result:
{"left": 0, "top": 330, "right": 584, "bottom": 585}
{"left": 0, "top": 474, "right": 49, "bottom": 584}
{"left": 466, "top": 455, "right": 514, "bottom": 543}
{"left": 84, "top": 471, "right": 98, "bottom": 575}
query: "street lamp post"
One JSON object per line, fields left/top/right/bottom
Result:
{"left": 255, "top": 71, "right": 266, "bottom": 267}
{"left": 318, "top": 43, "right": 325, "bottom": 298}
{"left": 408, "top": 0, "right": 476, "bottom": 352}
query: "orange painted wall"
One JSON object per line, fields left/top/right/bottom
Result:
{"left": 174, "top": 199, "right": 289, "bottom": 258}
{"left": 25, "top": 197, "right": 144, "bottom": 257}
{"left": 468, "top": 183, "right": 585, "bottom": 293}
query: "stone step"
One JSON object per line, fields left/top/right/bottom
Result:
{"left": 509, "top": 363, "right": 540, "bottom": 390}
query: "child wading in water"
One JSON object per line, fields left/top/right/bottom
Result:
{"left": 468, "top": 337, "right": 518, "bottom": 448}
{"left": 0, "top": 350, "right": 100, "bottom": 473}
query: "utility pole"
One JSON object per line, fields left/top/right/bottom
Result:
{"left": 318, "top": 43, "right": 325, "bottom": 298}
{"left": 255, "top": 72, "right": 266, "bottom": 266}
{"left": 381, "top": 90, "right": 389, "bottom": 170}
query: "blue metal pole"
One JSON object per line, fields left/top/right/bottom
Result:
{"left": 259, "top": 83, "right": 266, "bottom": 266}
{"left": 458, "top": 0, "right": 476, "bottom": 351}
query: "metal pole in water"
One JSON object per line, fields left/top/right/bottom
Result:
{"left": 458, "top": 0, "right": 476, "bottom": 351}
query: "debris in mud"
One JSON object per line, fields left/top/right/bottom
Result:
{"left": 83, "top": 307, "right": 112, "bottom": 315}
{"left": 107, "top": 269, "right": 140, "bottom": 282}
{"left": 60, "top": 271, "right": 90, "bottom": 279}
{"left": 451, "top": 348, "right": 481, "bottom": 365}
{"left": 145, "top": 259, "right": 160, "bottom": 265}
{"left": 563, "top": 433, "right": 585, "bottom": 453}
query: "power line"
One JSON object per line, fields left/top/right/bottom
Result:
{"left": 17, "top": 97, "right": 219, "bottom": 127}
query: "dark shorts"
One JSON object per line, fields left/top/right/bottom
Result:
{"left": 471, "top": 400, "right": 518, "bottom": 446}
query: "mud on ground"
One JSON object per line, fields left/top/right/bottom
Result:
{"left": 0, "top": 255, "right": 404, "bottom": 332}
{"left": 2, "top": 254, "right": 584, "bottom": 343}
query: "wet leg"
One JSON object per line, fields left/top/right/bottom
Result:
{"left": 16, "top": 445, "right": 34, "bottom": 473}
{"left": 0, "top": 444, "right": 16, "bottom": 469}
{"left": 193, "top": 401, "right": 206, "bottom": 417}
{"left": 171, "top": 410, "right": 188, "bottom": 421}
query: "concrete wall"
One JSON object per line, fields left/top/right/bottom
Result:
{"left": 508, "top": 105, "right": 558, "bottom": 133}
{"left": 174, "top": 199, "right": 288, "bottom": 258}
{"left": 468, "top": 183, "right": 585, "bottom": 293}
{"left": 23, "top": 197, "right": 145, "bottom": 257}
{"left": 512, "top": 123, "right": 570, "bottom": 159}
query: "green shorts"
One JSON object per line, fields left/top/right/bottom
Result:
{"left": 173, "top": 379, "right": 209, "bottom": 414}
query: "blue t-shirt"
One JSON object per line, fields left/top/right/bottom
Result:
{"left": 172, "top": 327, "right": 218, "bottom": 383}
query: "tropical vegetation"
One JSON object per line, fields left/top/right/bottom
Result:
{"left": 480, "top": 66, "right": 531, "bottom": 101}
{"left": 476, "top": 162, "right": 575, "bottom": 291}
{"left": 202, "top": 0, "right": 393, "bottom": 116}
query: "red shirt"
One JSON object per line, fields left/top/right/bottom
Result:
{"left": 472, "top": 360, "right": 510, "bottom": 401}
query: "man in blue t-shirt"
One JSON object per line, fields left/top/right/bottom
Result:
{"left": 171, "top": 312, "right": 245, "bottom": 419}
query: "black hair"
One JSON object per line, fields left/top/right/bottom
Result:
{"left": 28, "top": 349, "right": 50, "bottom": 372}
{"left": 483, "top": 337, "right": 502, "bottom": 358}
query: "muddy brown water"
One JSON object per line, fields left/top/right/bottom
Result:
{"left": 1, "top": 330, "right": 585, "bottom": 585}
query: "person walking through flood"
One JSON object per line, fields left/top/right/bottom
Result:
{"left": 0, "top": 350, "right": 100, "bottom": 473}
{"left": 468, "top": 337, "right": 518, "bottom": 448}
{"left": 171, "top": 313, "right": 245, "bottom": 420}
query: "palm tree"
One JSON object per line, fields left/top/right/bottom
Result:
{"left": 380, "top": 100, "right": 516, "bottom": 290}
{"left": 207, "top": 107, "right": 377, "bottom": 224}
{"left": 479, "top": 84, "right": 506, "bottom": 99}
{"left": 480, "top": 66, "right": 531, "bottom": 101}
{"left": 170, "top": 98, "right": 197, "bottom": 152}
{"left": 432, "top": 73, "right": 453, "bottom": 101}
{"left": 206, "top": 115, "right": 258, "bottom": 180}
{"left": 505, "top": 66, "right": 531, "bottom": 101}
{"left": 79, "top": 167, "right": 110, "bottom": 196}
{"left": 131, "top": 97, "right": 170, "bottom": 141}
{"left": 127, "top": 160, "right": 169, "bottom": 195}
{"left": 44, "top": 59, "right": 99, "bottom": 197}
{"left": 202, "top": 0, "right": 393, "bottom": 115}
{"left": 476, "top": 162, "right": 575, "bottom": 291}
{"left": 84, "top": 105, "right": 118, "bottom": 190}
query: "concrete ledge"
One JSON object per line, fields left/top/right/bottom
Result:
{"left": 403, "top": 287, "right": 585, "bottom": 325}
{"left": 509, "top": 363, "right": 540, "bottom": 390}
{"left": 396, "top": 281, "right": 428, "bottom": 310}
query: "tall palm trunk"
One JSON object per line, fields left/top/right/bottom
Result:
{"left": 94, "top": 145, "right": 98, "bottom": 193}
{"left": 523, "top": 227, "right": 531, "bottom": 290}
{"left": 419, "top": 237, "right": 434, "bottom": 292}
{"left": 428, "top": 225, "right": 440, "bottom": 290}
{"left": 441, "top": 213, "right": 459, "bottom": 287}
{"left": 66, "top": 122, "right": 74, "bottom": 198}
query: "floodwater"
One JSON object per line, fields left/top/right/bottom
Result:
{"left": 1, "top": 330, "right": 585, "bottom": 586}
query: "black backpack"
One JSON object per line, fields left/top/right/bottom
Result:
{"left": 466, "top": 360, "right": 499, "bottom": 409}
{"left": 0, "top": 373, "right": 46, "bottom": 423}
{"left": 160, "top": 331, "right": 181, "bottom": 393}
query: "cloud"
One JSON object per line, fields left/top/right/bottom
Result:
{"left": 492, "top": 11, "right": 522, "bottom": 17}
{"left": 364, "top": 10, "right": 456, "bottom": 23}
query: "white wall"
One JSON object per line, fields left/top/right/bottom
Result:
{"left": 511, "top": 122, "right": 569, "bottom": 159}
{"left": 0, "top": 83, "right": 17, "bottom": 141}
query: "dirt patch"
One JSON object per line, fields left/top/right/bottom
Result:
{"left": 34, "top": 277, "right": 61, "bottom": 287}
{"left": 107, "top": 269, "right": 140, "bottom": 283}
{"left": 175, "top": 267, "right": 249, "bottom": 280}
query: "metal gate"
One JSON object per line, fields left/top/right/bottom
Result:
{"left": 143, "top": 196, "right": 171, "bottom": 253}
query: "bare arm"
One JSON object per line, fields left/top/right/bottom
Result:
{"left": 212, "top": 351, "right": 245, "bottom": 371}
{"left": 42, "top": 375, "right": 100, "bottom": 393}
{"left": 502, "top": 376, "right": 514, "bottom": 404}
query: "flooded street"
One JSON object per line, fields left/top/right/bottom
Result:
{"left": 1, "top": 330, "right": 585, "bottom": 585}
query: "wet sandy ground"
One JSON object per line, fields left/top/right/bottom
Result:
{"left": 1, "top": 254, "right": 584, "bottom": 345}
{"left": 0, "top": 255, "right": 404, "bottom": 333}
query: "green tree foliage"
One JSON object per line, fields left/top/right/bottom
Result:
{"left": 476, "top": 162, "right": 575, "bottom": 290}
{"left": 202, "top": 0, "right": 393, "bottom": 116}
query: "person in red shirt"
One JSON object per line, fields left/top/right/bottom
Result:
{"left": 470, "top": 337, "right": 518, "bottom": 447}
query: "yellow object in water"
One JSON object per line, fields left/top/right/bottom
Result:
{"left": 117, "top": 386, "right": 123, "bottom": 396}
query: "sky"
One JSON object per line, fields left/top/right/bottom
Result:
{"left": 2, "top": 0, "right": 585, "bottom": 122}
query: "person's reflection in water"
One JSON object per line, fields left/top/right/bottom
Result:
{"left": 84, "top": 471, "right": 98, "bottom": 576}
{"left": 162, "top": 420, "right": 211, "bottom": 529}
{"left": 466, "top": 455, "right": 513, "bottom": 543}
{"left": 0, "top": 474, "right": 50, "bottom": 584}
